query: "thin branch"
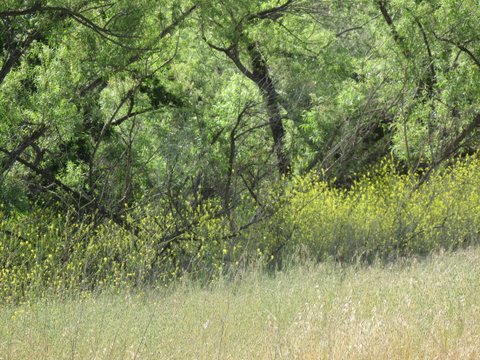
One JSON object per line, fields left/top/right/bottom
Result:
{"left": 416, "top": 112, "right": 480, "bottom": 188}
{"left": 1, "top": 5, "right": 129, "bottom": 40}
{"left": 415, "top": 17, "right": 436, "bottom": 95}
{"left": 336, "top": 15, "right": 380, "bottom": 37}
{"left": 111, "top": 108, "right": 156, "bottom": 126}
{"left": 377, "top": 0, "right": 409, "bottom": 58}
{"left": 88, "top": 88, "right": 135, "bottom": 193}
{"left": 0, "top": 29, "right": 41, "bottom": 85}
{"left": 0, "top": 3, "right": 192, "bottom": 51}
{"left": 235, "top": 122, "right": 270, "bottom": 139}
{"left": 204, "top": 39, "right": 257, "bottom": 81}
{"left": 433, "top": 33, "right": 480, "bottom": 71}
{"left": 247, "top": 0, "right": 296, "bottom": 21}
{"left": 160, "top": 4, "right": 198, "bottom": 38}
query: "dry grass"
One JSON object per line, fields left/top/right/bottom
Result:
{"left": 1, "top": 248, "right": 480, "bottom": 359}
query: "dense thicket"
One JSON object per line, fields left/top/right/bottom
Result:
{"left": 1, "top": 0, "right": 479, "bottom": 298}
{"left": 2, "top": 156, "right": 480, "bottom": 303}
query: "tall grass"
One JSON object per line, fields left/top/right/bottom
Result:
{"left": 1, "top": 248, "right": 480, "bottom": 359}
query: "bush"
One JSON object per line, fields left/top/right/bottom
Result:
{"left": 255, "top": 155, "right": 480, "bottom": 264}
{"left": 0, "top": 203, "right": 231, "bottom": 303}
{"left": 1, "top": 155, "right": 480, "bottom": 303}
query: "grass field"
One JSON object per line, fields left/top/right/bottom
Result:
{"left": 1, "top": 248, "right": 480, "bottom": 359}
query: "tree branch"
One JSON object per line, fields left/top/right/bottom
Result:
{"left": 0, "top": 29, "right": 41, "bottom": 85}
{"left": 0, "top": 125, "right": 47, "bottom": 181}
{"left": 248, "top": 0, "right": 296, "bottom": 21}
{"left": 416, "top": 112, "right": 480, "bottom": 187}
{"left": 377, "top": 0, "right": 409, "bottom": 58}
{"left": 160, "top": 4, "right": 198, "bottom": 38}
{"left": 433, "top": 33, "right": 480, "bottom": 71}
{"left": 0, "top": 146, "right": 141, "bottom": 233}
{"left": 111, "top": 108, "right": 155, "bottom": 126}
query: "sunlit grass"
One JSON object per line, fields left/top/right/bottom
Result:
{"left": 1, "top": 247, "right": 480, "bottom": 359}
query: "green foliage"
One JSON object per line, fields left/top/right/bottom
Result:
{"left": 2, "top": 0, "right": 480, "bottom": 305}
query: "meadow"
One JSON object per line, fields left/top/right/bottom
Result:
{"left": 1, "top": 247, "right": 479, "bottom": 359}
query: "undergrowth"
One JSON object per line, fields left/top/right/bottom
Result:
{"left": 1, "top": 154, "right": 479, "bottom": 303}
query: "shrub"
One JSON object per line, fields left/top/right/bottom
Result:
{"left": 256, "top": 155, "right": 480, "bottom": 264}
{"left": 1, "top": 155, "right": 480, "bottom": 303}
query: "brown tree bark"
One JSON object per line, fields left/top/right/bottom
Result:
{"left": 247, "top": 43, "right": 291, "bottom": 176}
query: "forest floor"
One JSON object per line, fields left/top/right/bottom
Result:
{"left": 1, "top": 248, "right": 480, "bottom": 359}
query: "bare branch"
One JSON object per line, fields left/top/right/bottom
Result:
{"left": 0, "top": 3, "right": 196, "bottom": 51}
{"left": 204, "top": 39, "right": 257, "bottom": 81}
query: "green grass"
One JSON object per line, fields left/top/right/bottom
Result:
{"left": 1, "top": 248, "right": 480, "bottom": 359}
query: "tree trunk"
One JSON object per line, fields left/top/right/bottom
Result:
{"left": 248, "top": 43, "right": 290, "bottom": 176}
